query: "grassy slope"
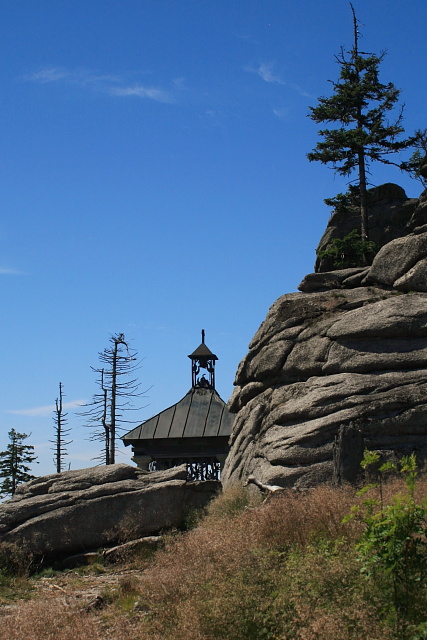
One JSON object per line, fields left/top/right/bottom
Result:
{"left": 1, "top": 477, "right": 427, "bottom": 640}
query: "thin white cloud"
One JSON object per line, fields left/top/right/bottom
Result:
{"left": 173, "top": 77, "right": 186, "bottom": 87}
{"left": 67, "top": 452, "right": 101, "bottom": 462}
{"left": 33, "top": 441, "right": 55, "bottom": 451}
{"left": 25, "top": 66, "right": 174, "bottom": 103}
{"left": 6, "top": 399, "right": 87, "bottom": 417}
{"left": 200, "top": 109, "right": 226, "bottom": 127}
{"left": 246, "top": 62, "right": 313, "bottom": 99}
{"left": 25, "top": 66, "right": 121, "bottom": 86}
{"left": 288, "top": 83, "right": 313, "bottom": 99}
{"left": 256, "top": 62, "right": 285, "bottom": 84}
{"left": 109, "top": 85, "right": 173, "bottom": 103}
{"left": 273, "top": 107, "right": 291, "bottom": 119}
{"left": 27, "top": 66, "right": 70, "bottom": 83}
{"left": 0, "top": 267, "right": 24, "bottom": 275}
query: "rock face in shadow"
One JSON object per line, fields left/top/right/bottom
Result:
{"left": 0, "top": 464, "right": 218, "bottom": 560}
{"left": 315, "top": 183, "right": 427, "bottom": 272}
{"left": 222, "top": 189, "right": 427, "bottom": 490}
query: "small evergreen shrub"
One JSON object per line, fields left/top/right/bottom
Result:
{"left": 317, "top": 229, "right": 378, "bottom": 268}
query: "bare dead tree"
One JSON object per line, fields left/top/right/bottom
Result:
{"left": 79, "top": 368, "right": 111, "bottom": 464}
{"left": 81, "top": 333, "right": 143, "bottom": 465}
{"left": 50, "top": 382, "right": 72, "bottom": 473}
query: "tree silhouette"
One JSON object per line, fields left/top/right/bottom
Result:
{"left": 81, "top": 333, "right": 143, "bottom": 464}
{"left": 50, "top": 382, "right": 72, "bottom": 473}
{"left": 308, "top": 3, "right": 419, "bottom": 243}
{"left": 0, "top": 429, "right": 38, "bottom": 497}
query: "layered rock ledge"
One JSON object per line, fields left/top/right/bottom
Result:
{"left": 0, "top": 464, "right": 218, "bottom": 559}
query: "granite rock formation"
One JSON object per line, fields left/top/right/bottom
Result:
{"left": 315, "top": 183, "right": 427, "bottom": 272}
{"left": 0, "top": 464, "right": 218, "bottom": 560}
{"left": 221, "top": 188, "right": 427, "bottom": 490}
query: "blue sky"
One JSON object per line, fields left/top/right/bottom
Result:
{"left": 1, "top": 0, "right": 426, "bottom": 477}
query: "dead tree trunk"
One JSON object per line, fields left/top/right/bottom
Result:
{"left": 51, "top": 382, "right": 72, "bottom": 473}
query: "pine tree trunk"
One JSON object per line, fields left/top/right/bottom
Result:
{"left": 358, "top": 149, "right": 369, "bottom": 245}
{"left": 11, "top": 434, "right": 17, "bottom": 495}
{"left": 353, "top": 5, "right": 369, "bottom": 248}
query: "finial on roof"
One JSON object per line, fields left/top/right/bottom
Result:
{"left": 202, "top": 329, "right": 205, "bottom": 344}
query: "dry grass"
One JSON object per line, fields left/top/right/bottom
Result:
{"left": 0, "top": 541, "right": 34, "bottom": 577}
{"left": 1, "top": 600, "right": 102, "bottom": 640}
{"left": 1, "top": 476, "right": 427, "bottom": 640}
{"left": 133, "top": 484, "right": 377, "bottom": 640}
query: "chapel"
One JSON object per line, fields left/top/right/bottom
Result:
{"left": 122, "top": 331, "right": 234, "bottom": 480}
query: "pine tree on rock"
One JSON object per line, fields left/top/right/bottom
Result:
{"left": 0, "top": 429, "right": 38, "bottom": 497}
{"left": 307, "top": 3, "right": 418, "bottom": 244}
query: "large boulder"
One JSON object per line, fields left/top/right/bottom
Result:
{"left": 223, "top": 288, "right": 427, "bottom": 489}
{"left": 367, "top": 231, "right": 427, "bottom": 291}
{"left": 222, "top": 202, "right": 427, "bottom": 489}
{"left": 0, "top": 464, "right": 218, "bottom": 560}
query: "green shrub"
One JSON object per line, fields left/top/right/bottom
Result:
{"left": 346, "top": 451, "right": 427, "bottom": 638}
{"left": 317, "top": 229, "right": 379, "bottom": 269}
{"left": 324, "top": 185, "right": 361, "bottom": 214}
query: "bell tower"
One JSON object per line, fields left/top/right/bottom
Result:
{"left": 188, "top": 330, "right": 218, "bottom": 389}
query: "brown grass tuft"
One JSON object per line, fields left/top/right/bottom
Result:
{"left": 0, "top": 542, "right": 34, "bottom": 577}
